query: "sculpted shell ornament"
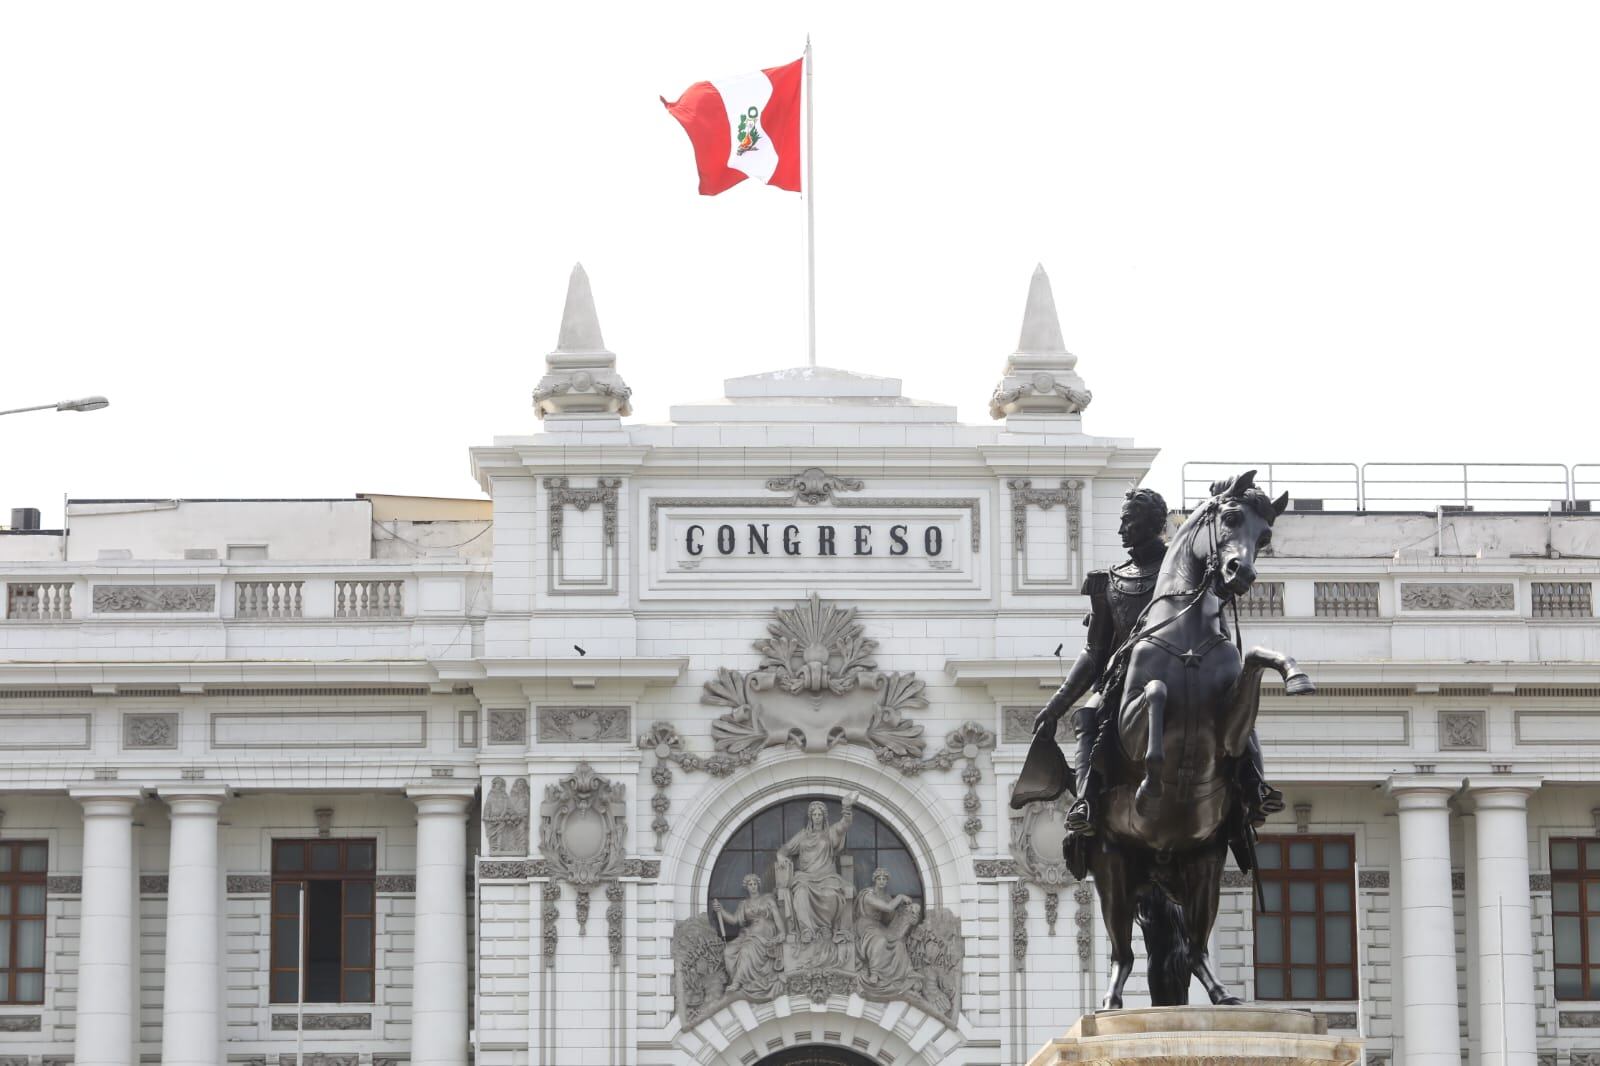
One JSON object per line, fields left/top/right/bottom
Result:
{"left": 704, "top": 594, "right": 929, "bottom": 758}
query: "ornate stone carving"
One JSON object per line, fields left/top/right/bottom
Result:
{"left": 1009, "top": 790, "right": 1075, "bottom": 887}
{"left": 766, "top": 468, "right": 864, "bottom": 504}
{"left": 704, "top": 594, "right": 928, "bottom": 757}
{"left": 93, "top": 584, "right": 214, "bottom": 612}
{"left": 1011, "top": 881, "right": 1030, "bottom": 965}
{"left": 537, "top": 705, "right": 629, "bottom": 743}
{"left": 1401, "top": 582, "right": 1515, "bottom": 611}
{"left": 1007, "top": 478, "right": 1084, "bottom": 554}
{"left": 484, "top": 776, "right": 531, "bottom": 856}
{"left": 544, "top": 477, "right": 621, "bottom": 550}
{"left": 539, "top": 762, "right": 627, "bottom": 890}
{"left": 1358, "top": 869, "right": 1390, "bottom": 890}
{"left": 541, "top": 882, "right": 560, "bottom": 967}
{"left": 271, "top": 1013, "right": 371, "bottom": 1030}
{"left": 1315, "top": 1011, "right": 1358, "bottom": 1030}
{"left": 1537, "top": 1052, "right": 1556, "bottom": 1066}
{"left": 0, "top": 1015, "right": 40, "bottom": 1031}
{"left": 1002, "top": 704, "right": 1071, "bottom": 745}
{"left": 672, "top": 914, "right": 730, "bottom": 1020}
{"left": 532, "top": 263, "right": 633, "bottom": 420}
{"left": 1531, "top": 873, "right": 1552, "bottom": 892}
{"left": 974, "top": 859, "right": 1019, "bottom": 878}
{"left": 140, "top": 875, "right": 168, "bottom": 894}
{"left": 575, "top": 888, "right": 592, "bottom": 933}
{"left": 1044, "top": 890, "right": 1059, "bottom": 935}
{"left": 376, "top": 875, "right": 416, "bottom": 893}
{"left": 1439, "top": 709, "right": 1486, "bottom": 751}
{"left": 1572, "top": 1051, "right": 1600, "bottom": 1066}
{"left": 1565, "top": 1014, "right": 1600, "bottom": 1029}
{"left": 123, "top": 712, "right": 178, "bottom": 749}
{"left": 47, "top": 875, "right": 82, "bottom": 894}
{"left": 486, "top": 708, "right": 527, "bottom": 746}
{"left": 606, "top": 881, "right": 625, "bottom": 966}
{"left": 1451, "top": 870, "right": 1466, "bottom": 893}
{"left": 989, "top": 265, "right": 1092, "bottom": 420}
{"left": 1074, "top": 883, "right": 1094, "bottom": 966}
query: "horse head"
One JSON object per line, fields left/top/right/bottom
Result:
{"left": 1201, "top": 470, "right": 1288, "bottom": 597}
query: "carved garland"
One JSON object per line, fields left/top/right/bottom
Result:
{"left": 543, "top": 477, "right": 621, "bottom": 550}
{"left": 1007, "top": 478, "right": 1084, "bottom": 554}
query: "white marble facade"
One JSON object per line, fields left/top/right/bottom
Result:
{"left": 1, "top": 267, "right": 1599, "bottom": 1066}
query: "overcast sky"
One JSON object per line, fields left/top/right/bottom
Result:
{"left": 3, "top": 3, "right": 1597, "bottom": 526}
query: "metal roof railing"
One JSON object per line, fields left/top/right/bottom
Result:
{"left": 1181, "top": 461, "right": 1595, "bottom": 512}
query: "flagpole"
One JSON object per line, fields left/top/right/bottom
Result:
{"left": 803, "top": 36, "right": 816, "bottom": 368}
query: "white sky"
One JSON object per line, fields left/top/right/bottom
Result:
{"left": 3, "top": 3, "right": 1597, "bottom": 527}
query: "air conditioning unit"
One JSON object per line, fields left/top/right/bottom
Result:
{"left": 1561, "top": 499, "right": 1593, "bottom": 512}
{"left": 1439, "top": 505, "right": 1475, "bottom": 513}
{"left": 1292, "top": 498, "right": 1324, "bottom": 511}
{"left": 8, "top": 507, "right": 41, "bottom": 531}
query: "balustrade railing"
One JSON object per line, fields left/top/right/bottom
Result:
{"left": 1237, "top": 581, "right": 1285, "bottom": 618}
{"left": 236, "top": 580, "right": 304, "bottom": 619}
{"left": 1532, "top": 581, "right": 1593, "bottom": 619}
{"left": 1314, "top": 581, "right": 1380, "bottom": 618}
{"left": 6, "top": 582, "right": 73, "bottom": 620}
{"left": 335, "top": 579, "right": 404, "bottom": 618}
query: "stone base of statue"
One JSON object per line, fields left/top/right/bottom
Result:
{"left": 1027, "top": 1006, "right": 1362, "bottom": 1066}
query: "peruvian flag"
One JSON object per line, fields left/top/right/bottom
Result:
{"left": 661, "top": 57, "right": 803, "bottom": 196}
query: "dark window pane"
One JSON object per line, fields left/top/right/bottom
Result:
{"left": 1290, "top": 917, "right": 1318, "bottom": 964}
{"left": 16, "top": 885, "right": 43, "bottom": 916}
{"left": 271, "top": 971, "right": 299, "bottom": 1003}
{"left": 309, "top": 843, "right": 341, "bottom": 873}
{"left": 1288, "top": 842, "right": 1315, "bottom": 870}
{"left": 753, "top": 808, "right": 784, "bottom": 851}
{"left": 272, "top": 919, "right": 300, "bottom": 966}
{"left": 0, "top": 885, "right": 9, "bottom": 914}
{"left": 1261, "top": 882, "right": 1281, "bottom": 912}
{"left": 19, "top": 844, "right": 47, "bottom": 873}
{"left": 1591, "top": 970, "right": 1600, "bottom": 1000}
{"left": 1554, "top": 841, "right": 1579, "bottom": 871}
{"left": 846, "top": 810, "right": 875, "bottom": 849}
{"left": 16, "top": 920, "right": 43, "bottom": 968}
{"left": 274, "top": 842, "right": 303, "bottom": 872}
{"left": 1289, "top": 882, "right": 1317, "bottom": 912}
{"left": 1587, "top": 918, "right": 1600, "bottom": 960}
{"left": 343, "top": 970, "right": 373, "bottom": 1002}
{"left": 16, "top": 971, "right": 43, "bottom": 1004}
{"left": 1256, "top": 916, "right": 1283, "bottom": 963}
{"left": 0, "top": 973, "right": 7, "bottom": 1001}
{"left": 1323, "top": 841, "right": 1351, "bottom": 869}
{"left": 1290, "top": 967, "right": 1319, "bottom": 999}
{"left": 1325, "top": 967, "right": 1354, "bottom": 1000}
{"left": 1257, "top": 841, "right": 1281, "bottom": 869}
{"left": 345, "top": 882, "right": 374, "bottom": 916}
{"left": 305, "top": 881, "right": 342, "bottom": 1002}
{"left": 1556, "top": 883, "right": 1580, "bottom": 911}
{"left": 344, "top": 918, "right": 373, "bottom": 968}
{"left": 1325, "top": 917, "right": 1353, "bottom": 964}
{"left": 1586, "top": 842, "right": 1600, "bottom": 870}
{"left": 1256, "top": 968, "right": 1284, "bottom": 999}
{"left": 0, "top": 921, "right": 9, "bottom": 967}
{"left": 875, "top": 852, "right": 921, "bottom": 899}
{"left": 0, "top": 847, "right": 10, "bottom": 872}
{"left": 347, "top": 842, "right": 375, "bottom": 872}
{"left": 273, "top": 883, "right": 301, "bottom": 914}
{"left": 1325, "top": 882, "right": 1352, "bottom": 913}
{"left": 1556, "top": 917, "right": 1582, "bottom": 964}
{"left": 1587, "top": 882, "right": 1600, "bottom": 911}
{"left": 1558, "top": 968, "right": 1583, "bottom": 998}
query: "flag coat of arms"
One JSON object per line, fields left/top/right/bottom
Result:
{"left": 661, "top": 57, "right": 803, "bottom": 195}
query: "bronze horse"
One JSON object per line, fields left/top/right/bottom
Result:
{"left": 1081, "top": 471, "right": 1313, "bottom": 1008}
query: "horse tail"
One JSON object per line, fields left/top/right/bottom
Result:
{"left": 1134, "top": 883, "right": 1191, "bottom": 1006}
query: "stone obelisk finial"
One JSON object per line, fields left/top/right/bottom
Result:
{"left": 533, "top": 263, "right": 633, "bottom": 420}
{"left": 988, "top": 264, "right": 1092, "bottom": 421}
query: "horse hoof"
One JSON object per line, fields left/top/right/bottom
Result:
{"left": 1285, "top": 671, "right": 1316, "bottom": 696}
{"left": 1211, "top": 991, "right": 1243, "bottom": 1006}
{"left": 1100, "top": 995, "right": 1123, "bottom": 1011}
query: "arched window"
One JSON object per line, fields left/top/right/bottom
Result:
{"left": 707, "top": 796, "right": 924, "bottom": 939}
{"left": 755, "top": 1046, "right": 877, "bottom": 1066}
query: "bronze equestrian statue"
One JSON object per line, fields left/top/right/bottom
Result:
{"left": 1011, "top": 471, "right": 1313, "bottom": 1008}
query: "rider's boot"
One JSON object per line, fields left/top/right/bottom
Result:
{"left": 1064, "top": 705, "right": 1098, "bottom": 835}
{"left": 1240, "top": 730, "right": 1284, "bottom": 826}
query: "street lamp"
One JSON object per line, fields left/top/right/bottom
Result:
{"left": 0, "top": 396, "right": 110, "bottom": 417}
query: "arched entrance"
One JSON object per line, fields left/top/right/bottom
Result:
{"left": 753, "top": 1047, "right": 876, "bottom": 1066}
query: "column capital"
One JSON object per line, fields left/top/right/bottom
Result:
{"left": 69, "top": 785, "right": 144, "bottom": 815}
{"left": 407, "top": 781, "right": 477, "bottom": 816}
{"left": 1463, "top": 775, "right": 1542, "bottom": 810}
{"left": 1386, "top": 774, "right": 1461, "bottom": 809}
{"left": 157, "top": 784, "right": 230, "bottom": 813}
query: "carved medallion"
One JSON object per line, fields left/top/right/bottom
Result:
{"left": 538, "top": 762, "right": 627, "bottom": 890}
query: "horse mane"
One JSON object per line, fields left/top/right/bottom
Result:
{"left": 1206, "top": 470, "right": 1288, "bottom": 526}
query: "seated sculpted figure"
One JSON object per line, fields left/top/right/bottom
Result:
{"left": 713, "top": 873, "right": 786, "bottom": 998}
{"left": 854, "top": 867, "right": 922, "bottom": 997}
{"left": 774, "top": 793, "right": 857, "bottom": 969}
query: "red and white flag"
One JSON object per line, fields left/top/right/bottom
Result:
{"left": 661, "top": 57, "right": 803, "bottom": 196}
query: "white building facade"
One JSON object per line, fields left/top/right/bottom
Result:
{"left": 1, "top": 265, "right": 1597, "bottom": 1066}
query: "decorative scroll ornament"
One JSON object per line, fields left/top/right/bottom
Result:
{"left": 1007, "top": 478, "right": 1084, "bottom": 554}
{"left": 543, "top": 477, "right": 621, "bottom": 550}
{"left": 704, "top": 594, "right": 928, "bottom": 757}
{"left": 93, "top": 584, "right": 214, "bottom": 612}
{"left": 539, "top": 762, "right": 627, "bottom": 890}
{"left": 766, "top": 467, "right": 864, "bottom": 504}
{"left": 1400, "top": 582, "right": 1515, "bottom": 611}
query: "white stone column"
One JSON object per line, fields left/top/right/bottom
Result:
{"left": 157, "top": 786, "right": 227, "bottom": 1066}
{"left": 71, "top": 786, "right": 143, "bottom": 1066}
{"left": 407, "top": 783, "right": 476, "bottom": 1066}
{"left": 1388, "top": 777, "right": 1463, "bottom": 1066}
{"left": 1467, "top": 777, "right": 1541, "bottom": 1066}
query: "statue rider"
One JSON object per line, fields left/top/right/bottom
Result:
{"left": 1012, "top": 487, "right": 1283, "bottom": 834}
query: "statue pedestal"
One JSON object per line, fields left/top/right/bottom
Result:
{"left": 1027, "top": 1006, "right": 1362, "bottom": 1066}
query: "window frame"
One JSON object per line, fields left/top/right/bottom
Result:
{"left": 0, "top": 839, "right": 49, "bottom": 1006}
{"left": 268, "top": 838, "right": 376, "bottom": 1005}
{"left": 1251, "top": 833, "right": 1358, "bottom": 1003}
{"left": 1549, "top": 836, "right": 1600, "bottom": 1000}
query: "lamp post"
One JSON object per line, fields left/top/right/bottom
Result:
{"left": 0, "top": 396, "right": 110, "bottom": 417}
